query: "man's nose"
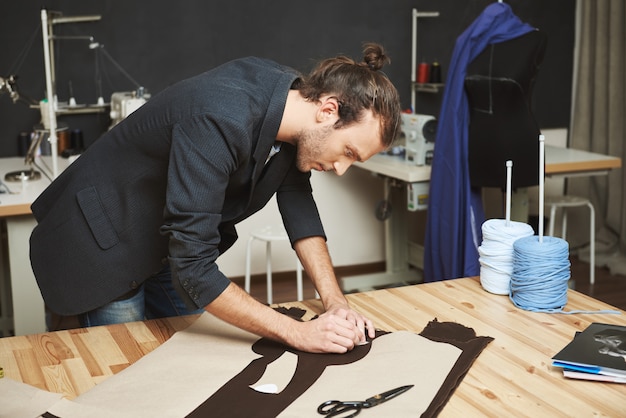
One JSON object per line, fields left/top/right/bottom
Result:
{"left": 333, "top": 160, "right": 351, "bottom": 176}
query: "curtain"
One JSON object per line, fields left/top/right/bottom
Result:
{"left": 568, "top": 0, "right": 626, "bottom": 274}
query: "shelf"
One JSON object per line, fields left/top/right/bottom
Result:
{"left": 40, "top": 10, "right": 104, "bottom": 177}
{"left": 30, "top": 102, "right": 110, "bottom": 116}
{"left": 412, "top": 83, "right": 444, "bottom": 94}
{"left": 411, "top": 9, "right": 440, "bottom": 110}
{"left": 56, "top": 105, "right": 109, "bottom": 115}
{"left": 415, "top": 11, "right": 439, "bottom": 18}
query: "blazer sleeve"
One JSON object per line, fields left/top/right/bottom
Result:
{"left": 276, "top": 159, "right": 327, "bottom": 246}
{"left": 161, "top": 116, "right": 245, "bottom": 309}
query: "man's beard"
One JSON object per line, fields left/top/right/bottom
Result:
{"left": 294, "top": 124, "right": 334, "bottom": 172}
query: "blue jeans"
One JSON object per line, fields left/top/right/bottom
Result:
{"left": 78, "top": 265, "right": 204, "bottom": 327}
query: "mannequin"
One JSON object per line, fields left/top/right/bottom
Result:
{"left": 465, "top": 30, "right": 547, "bottom": 189}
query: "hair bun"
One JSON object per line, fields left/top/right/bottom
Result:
{"left": 362, "top": 42, "right": 391, "bottom": 71}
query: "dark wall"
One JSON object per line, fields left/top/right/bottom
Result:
{"left": 0, "top": 0, "right": 575, "bottom": 158}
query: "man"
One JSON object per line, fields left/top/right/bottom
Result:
{"left": 29, "top": 43, "right": 401, "bottom": 354}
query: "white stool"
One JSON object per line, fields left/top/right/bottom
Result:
{"left": 244, "top": 225, "right": 303, "bottom": 304}
{"left": 544, "top": 195, "right": 595, "bottom": 284}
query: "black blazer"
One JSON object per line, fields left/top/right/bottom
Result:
{"left": 30, "top": 57, "right": 326, "bottom": 315}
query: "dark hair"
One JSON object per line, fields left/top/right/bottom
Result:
{"left": 298, "top": 43, "right": 401, "bottom": 148}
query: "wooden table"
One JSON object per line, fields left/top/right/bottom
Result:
{"left": 354, "top": 144, "right": 623, "bottom": 184}
{"left": 544, "top": 145, "right": 622, "bottom": 177}
{"left": 1, "top": 277, "right": 624, "bottom": 416}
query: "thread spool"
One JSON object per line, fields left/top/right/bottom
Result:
{"left": 39, "top": 132, "right": 52, "bottom": 155}
{"left": 39, "top": 99, "right": 51, "bottom": 129}
{"left": 417, "top": 62, "right": 430, "bottom": 83}
{"left": 70, "top": 129, "right": 84, "bottom": 151}
{"left": 57, "top": 130, "right": 70, "bottom": 154}
{"left": 510, "top": 235, "right": 571, "bottom": 312}
{"left": 505, "top": 134, "right": 621, "bottom": 315}
{"left": 478, "top": 219, "right": 534, "bottom": 295}
{"left": 429, "top": 60, "right": 442, "bottom": 83}
{"left": 17, "top": 131, "right": 31, "bottom": 156}
{"left": 506, "top": 134, "right": 572, "bottom": 312}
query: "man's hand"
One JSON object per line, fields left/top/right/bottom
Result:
{"left": 285, "top": 307, "right": 374, "bottom": 353}
{"left": 292, "top": 236, "right": 376, "bottom": 350}
{"left": 325, "top": 304, "right": 375, "bottom": 342}
{"left": 205, "top": 235, "right": 377, "bottom": 354}
{"left": 206, "top": 282, "right": 374, "bottom": 354}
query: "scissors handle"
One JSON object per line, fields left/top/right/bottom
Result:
{"left": 317, "top": 400, "right": 363, "bottom": 417}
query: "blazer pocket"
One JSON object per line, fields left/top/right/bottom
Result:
{"left": 76, "top": 186, "right": 119, "bottom": 250}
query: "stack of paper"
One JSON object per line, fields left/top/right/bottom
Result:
{"left": 552, "top": 322, "right": 626, "bottom": 383}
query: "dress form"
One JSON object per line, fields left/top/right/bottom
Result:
{"left": 465, "top": 30, "right": 547, "bottom": 189}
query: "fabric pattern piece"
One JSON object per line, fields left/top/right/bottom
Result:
{"left": 43, "top": 311, "right": 492, "bottom": 417}
{"left": 419, "top": 319, "right": 495, "bottom": 417}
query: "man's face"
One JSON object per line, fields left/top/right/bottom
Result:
{"left": 295, "top": 110, "right": 384, "bottom": 175}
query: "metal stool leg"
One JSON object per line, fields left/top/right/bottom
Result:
{"left": 548, "top": 204, "right": 557, "bottom": 236}
{"left": 247, "top": 226, "right": 304, "bottom": 304}
{"left": 266, "top": 241, "right": 272, "bottom": 305}
{"left": 244, "top": 236, "right": 254, "bottom": 294}
{"left": 545, "top": 196, "right": 595, "bottom": 285}
{"left": 296, "top": 260, "right": 303, "bottom": 301}
{"left": 587, "top": 201, "right": 595, "bottom": 285}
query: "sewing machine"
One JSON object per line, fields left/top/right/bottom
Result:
{"left": 401, "top": 113, "right": 437, "bottom": 166}
{"left": 109, "top": 88, "right": 148, "bottom": 129}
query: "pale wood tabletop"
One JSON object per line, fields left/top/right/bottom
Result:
{"left": 356, "top": 145, "right": 622, "bottom": 183}
{"left": 0, "top": 157, "right": 72, "bottom": 217}
{"left": 1, "top": 277, "right": 624, "bottom": 416}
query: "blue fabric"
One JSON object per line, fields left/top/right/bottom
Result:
{"left": 424, "top": 3, "right": 535, "bottom": 282}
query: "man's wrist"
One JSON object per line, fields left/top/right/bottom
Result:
{"left": 323, "top": 296, "right": 350, "bottom": 312}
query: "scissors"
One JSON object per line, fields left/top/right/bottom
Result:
{"left": 317, "top": 384, "right": 414, "bottom": 417}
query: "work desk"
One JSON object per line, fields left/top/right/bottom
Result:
{"left": 0, "top": 277, "right": 624, "bottom": 416}
{"left": 356, "top": 144, "right": 622, "bottom": 182}
{"left": 347, "top": 146, "right": 622, "bottom": 292}
{"left": 0, "top": 156, "right": 72, "bottom": 336}
{"left": 544, "top": 145, "right": 622, "bottom": 177}
{"left": 0, "top": 157, "right": 69, "bottom": 217}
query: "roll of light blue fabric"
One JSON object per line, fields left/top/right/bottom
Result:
{"left": 510, "top": 235, "right": 570, "bottom": 312}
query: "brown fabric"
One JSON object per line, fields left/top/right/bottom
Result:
{"left": 187, "top": 311, "right": 492, "bottom": 418}
{"left": 419, "top": 319, "right": 494, "bottom": 417}
{"left": 186, "top": 333, "right": 385, "bottom": 417}
{"left": 186, "top": 307, "right": 385, "bottom": 417}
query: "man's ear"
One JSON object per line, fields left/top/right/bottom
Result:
{"left": 316, "top": 96, "right": 340, "bottom": 123}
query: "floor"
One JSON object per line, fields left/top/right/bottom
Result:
{"left": 568, "top": 256, "right": 626, "bottom": 311}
